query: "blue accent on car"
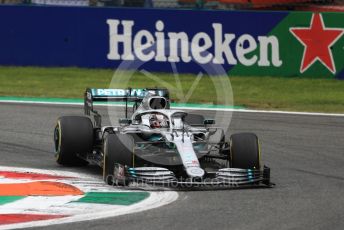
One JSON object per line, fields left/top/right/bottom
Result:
{"left": 193, "top": 143, "right": 206, "bottom": 151}
{"left": 149, "top": 134, "right": 163, "bottom": 142}
{"left": 247, "top": 169, "right": 254, "bottom": 182}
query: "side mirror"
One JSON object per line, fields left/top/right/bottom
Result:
{"left": 119, "top": 118, "right": 131, "bottom": 125}
{"left": 203, "top": 119, "right": 215, "bottom": 125}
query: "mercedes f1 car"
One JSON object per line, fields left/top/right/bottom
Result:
{"left": 54, "top": 88, "right": 273, "bottom": 188}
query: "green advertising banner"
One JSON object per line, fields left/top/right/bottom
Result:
{"left": 229, "top": 12, "right": 344, "bottom": 79}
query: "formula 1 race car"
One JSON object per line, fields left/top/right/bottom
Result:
{"left": 53, "top": 88, "right": 273, "bottom": 188}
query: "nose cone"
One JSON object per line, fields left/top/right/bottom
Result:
{"left": 186, "top": 167, "right": 205, "bottom": 178}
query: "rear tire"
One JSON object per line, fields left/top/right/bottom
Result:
{"left": 54, "top": 116, "right": 93, "bottom": 166}
{"left": 103, "top": 133, "right": 134, "bottom": 185}
{"left": 230, "top": 133, "right": 260, "bottom": 169}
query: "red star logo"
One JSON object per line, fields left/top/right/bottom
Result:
{"left": 290, "top": 13, "right": 344, "bottom": 74}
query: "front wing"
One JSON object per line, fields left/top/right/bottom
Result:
{"left": 112, "top": 164, "right": 274, "bottom": 188}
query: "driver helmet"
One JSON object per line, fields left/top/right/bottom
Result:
{"left": 149, "top": 114, "right": 161, "bottom": 128}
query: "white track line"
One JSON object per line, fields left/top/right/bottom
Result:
{"left": 0, "top": 192, "right": 178, "bottom": 230}
{"left": 0, "top": 166, "right": 179, "bottom": 230}
{"left": 1, "top": 99, "right": 344, "bottom": 117}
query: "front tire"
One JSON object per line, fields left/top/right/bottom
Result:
{"left": 230, "top": 133, "right": 260, "bottom": 169}
{"left": 103, "top": 133, "right": 134, "bottom": 185}
{"left": 54, "top": 116, "right": 93, "bottom": 166}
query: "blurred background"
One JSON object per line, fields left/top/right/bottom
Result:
{"left": 0, "top": 0, "right": 343, "bottom": 11}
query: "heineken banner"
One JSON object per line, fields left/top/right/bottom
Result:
{"left": 0, "top": 5, "right": 343, "bottom": 78}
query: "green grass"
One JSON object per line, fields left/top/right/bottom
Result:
{"left": 0, "top": 66, "right": 344, "bottom": 113}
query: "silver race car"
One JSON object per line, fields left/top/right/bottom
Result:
{"left": 54, "top": 88, "right": 273, "bottom": 188}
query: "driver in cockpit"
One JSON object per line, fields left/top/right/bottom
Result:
{"left": 149, "top": 114, "right": 169, "bottom": 128}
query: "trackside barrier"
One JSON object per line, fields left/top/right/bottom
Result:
{"left": 0, "top": 5, "right": 343, "bottom": 78}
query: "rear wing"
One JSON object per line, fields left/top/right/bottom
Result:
{"left": 84, "top": 88, "right": 169, "bottom": 126}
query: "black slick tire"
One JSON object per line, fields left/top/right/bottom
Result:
{"left": 103, "top": 133, "right": 134, "bottom": 186}
{"left": 54, "top": 116, "right": 93, "bottom": 166}
{"left": 230, "top": 133, "right": 260, "bottom": 169}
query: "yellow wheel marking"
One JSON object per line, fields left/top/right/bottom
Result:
{"left": 102, "top": 139, "right": 107, "bottom": 180}
{"left": 229, "top": 138, "right": 233, "bottom": 167}
{"left": 257, "top": 138, "right": 262, "bottom": 169}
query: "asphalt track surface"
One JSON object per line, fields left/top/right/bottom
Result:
{"left": 0, "top": 102, "right": 343, "bottom": 230}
